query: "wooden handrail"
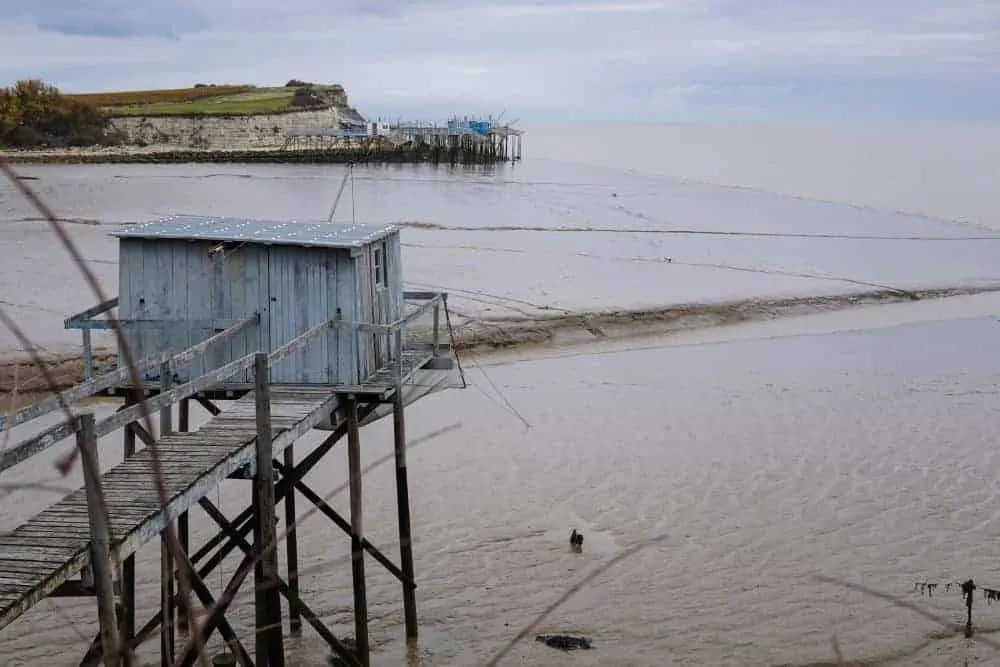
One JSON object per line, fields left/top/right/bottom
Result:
{"left": 63, "top": 298, "right": 119, "bottom": 328}
{"left": 0, "top": 416, "right": 81, "bottom": 472}
{"left": 1, "top": 291, "right": 450, "bottom": 474}
{"left": 0, "top": 312, "right": 259, "bottom": 434}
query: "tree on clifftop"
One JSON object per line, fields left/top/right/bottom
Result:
{"left": 0, "top": 79, "right": 117, "bottom": 148}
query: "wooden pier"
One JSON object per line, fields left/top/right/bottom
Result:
{"left": 0, "top": 216, "right": 464, "bottom": 666}
{"left": 283, "top": 116, "right": 524, "bottom": 164}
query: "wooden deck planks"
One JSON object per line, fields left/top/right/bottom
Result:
{"left": 0, "top": 386, "right": 339, "bottom": 632}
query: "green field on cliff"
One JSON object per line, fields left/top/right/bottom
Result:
{"left": 66, "top": 84, "right": 343, "bottom": 116}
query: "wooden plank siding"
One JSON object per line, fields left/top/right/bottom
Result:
{"left": 266, "top": 245, "right": 358, "bottom": 385}
{"left": 118, "top": 239, "right": 268, "bottom": 383}
{"left": 117, "top": 230, "right": 404, "bottom": 387}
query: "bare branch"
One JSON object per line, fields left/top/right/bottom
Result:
{"left": 0, "top": 154, "right": 199, "bottom": 663}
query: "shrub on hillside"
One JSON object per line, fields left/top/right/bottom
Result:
{"left": 291, "top": 86, "right": 323, "bottom": 107}
{"left": 0, "top": 79, "right": 115, "bottom": 148}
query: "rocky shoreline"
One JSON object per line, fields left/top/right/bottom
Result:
{"left": 3, "top": 144, "right": 509, "bottom": 165}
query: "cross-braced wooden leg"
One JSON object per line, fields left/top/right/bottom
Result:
{"left": 197, "top": 497, "right": 360, "bottom": 667}
{"left": 174, "top": 549, "right": 255, "bottom": 667}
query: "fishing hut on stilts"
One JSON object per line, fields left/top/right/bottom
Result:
{"left": 0, "top": 214, "right": 464, "bottom": 666}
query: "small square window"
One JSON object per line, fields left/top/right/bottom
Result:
{"left": 374, "top": 244, "right": 386, "bottom": 286}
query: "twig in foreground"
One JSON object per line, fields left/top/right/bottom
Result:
{"left": 0, "top": 155, "right": 205, "bottom": 666}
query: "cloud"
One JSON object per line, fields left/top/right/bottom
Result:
{"left": 2, "top": 0, "right": 998, "bottom": 121}
{"left": 10, "top": 0, "right": 207, "bottom": 38}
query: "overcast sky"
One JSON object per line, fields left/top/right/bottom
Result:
{"left": 2, "top": 0, "right": 998, "bottom": 122}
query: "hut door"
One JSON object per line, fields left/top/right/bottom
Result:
{"left": 371, "top": 241, "right": 390, "bottom": 368}
{"left": 267, "top": 246, "right": 332, "bottom": 384}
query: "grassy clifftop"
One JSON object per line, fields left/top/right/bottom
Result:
{"left": 65, "top": 82, "right": 354, "bottom": 117}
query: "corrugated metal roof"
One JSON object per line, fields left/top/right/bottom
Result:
{"left": 111, "top": 215, "right": 397, "bottom": 248}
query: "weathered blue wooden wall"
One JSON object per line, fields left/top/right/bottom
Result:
{"left": 117, "top": 228, "right": 403, "bottom": 386}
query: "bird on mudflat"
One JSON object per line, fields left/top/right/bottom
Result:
{"left": 569, "top": 529, "right": 583, "bottom": 549}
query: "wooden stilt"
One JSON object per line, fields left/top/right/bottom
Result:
{"left": 253, "top": 353, "right": 285, "bottom": 667}
{"left": 160, "top": 539, "right": 175, "bottom": 666}
{"left": 198, "top": 497, "right": 360, "bottom": 667}
{"left": 159, "top": 364, "right": 175, "bottom": 667}
{"left": 393, "top": 394, "right": 419, "bottom": 639}
{"left": 391, "top": 327, "right": 418, "bottom": 639}
{"left": 174, "top": 550, "right": 255, "bottom": 667}
{"left": 283, "top": 444, "right": 302, "bottom": 636}
{"left": 120, "top": 392, "right": 136, "bottom": 647}
{"left": 178, "top": 398, "right": 190, "bottom": 635}
{"left": 190, "top": 404, "right": 379, "bottom": 577}
{"left": 345, "top": 398, "right": 370, "bottom": 666}
{"left": 78, "top": 412, "right": 123, "bottom": 667}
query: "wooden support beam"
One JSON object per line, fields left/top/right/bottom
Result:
{"left": 159, "top": 366, "right": 175, "bottom": 667}
{"left": 195, "top": 395, "right": 221, "bottom": 416}
{"left": 174, "top": 550, "right": 255, "bottom": 667}
{"left": 197, "top": 498, "right": 360, "bottom": 667}
{"left": 345, "top": 399, "right": 370, "bottom": 667}
{"left": 85, "top": 528, "right": 259, "bottom": 667}
{"left": 80, "top": 633, "right": 103, "bottom": 667}
{"left": 160, "top": 540, "right": 174, "bottom": 666}
{"left": 121, "top": 392, "right": 137, "bottom": 647}
{"left": 282, "top": 445, "right": 301, "bottom": 636}
{"left": 63, "top": 297, "right": 119, "bottom": 327}
{"left": 189, "top": 403, "right": 379, "bottom": 574}
{"left": 178, "top": 397, "right": 190, "bottom": 636}
{"left": 127, "top": 422, "right": 155, "bottom": 448}
{"left": 52, "top": 579, "right": 95, "bottom": 597}
{"left": 393, "top": 395, "right": 419, "bottom": 639}
{"left": 253, "top": 354, "right": 285, "bottom": 667}
{"left": 78, "top": 413, "right": 123, "bottom": 667}
{"left": 271, "top": 463, "right": 412, "bottom": 586}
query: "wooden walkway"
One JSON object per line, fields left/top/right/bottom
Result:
{"left": 0, "top": 385, "right": 341, "bottom": 631}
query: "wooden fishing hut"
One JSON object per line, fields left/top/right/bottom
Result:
{"left": 0, "top": 214, "right": 463, "bottom": 667}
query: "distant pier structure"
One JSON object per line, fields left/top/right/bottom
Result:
{"left": 283, "top": 114, "right": 524, "bottom": 164}
{"left": 0, "top": 215, "right": 465, "bottom": 666}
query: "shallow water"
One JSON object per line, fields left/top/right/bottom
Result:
{"left": 2, "top": 124, "right": 1000, "bottom": 666}
{"left": 6, "top": 301, "right": 1000, "bottom": 666}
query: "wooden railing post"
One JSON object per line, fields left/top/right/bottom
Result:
{"left": 431, "top": 301, "right": 440, "bottom": 356}
{"left": 254, "top": 353, "right": 285, "bottom": 667}
{"left": 78, "top": 412, "right": 123, "bottom": 667}
{"left": 82, "top": 328, "right": 94, "bottom": 380}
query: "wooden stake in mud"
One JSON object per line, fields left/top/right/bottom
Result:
{"left": 284, "top": 443, "right": 302, "bottom": 636}
{"left": 963, "top": 579, "right": 976, "bottom": 638}
{"left": 346, "top": 397, "right": 370, "bottom": 666}
{"left": 78, "top": 412, "right": 123, "bottom": 667}
{"left": 253, "top": 353, "right": 285, "bottom": 667}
